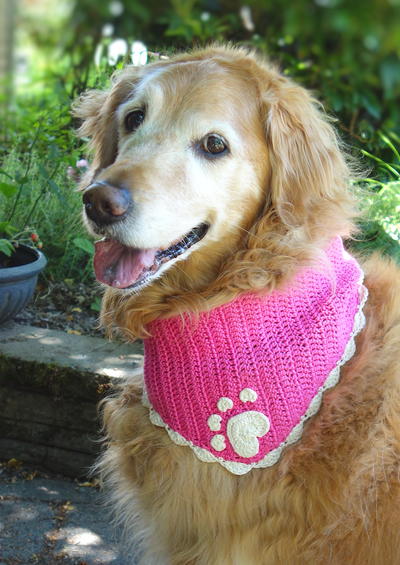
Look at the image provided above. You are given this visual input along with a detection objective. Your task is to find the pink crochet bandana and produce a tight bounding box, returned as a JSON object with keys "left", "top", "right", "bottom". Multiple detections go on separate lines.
{"left": 142, "top": 237, "right": 367, "bottom": 475}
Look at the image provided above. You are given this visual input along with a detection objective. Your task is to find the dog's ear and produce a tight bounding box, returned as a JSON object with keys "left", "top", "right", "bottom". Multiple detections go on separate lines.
{"left": 264, "top": 77, "right": 350, "bottom": 228}
{"left": 72, "top": 71, "right": 141, "bottom": 175}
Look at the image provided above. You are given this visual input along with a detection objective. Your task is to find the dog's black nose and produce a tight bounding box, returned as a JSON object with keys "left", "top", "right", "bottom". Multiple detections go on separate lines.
{"left": 83, "top": 182, "right": 132, "bottom": 226}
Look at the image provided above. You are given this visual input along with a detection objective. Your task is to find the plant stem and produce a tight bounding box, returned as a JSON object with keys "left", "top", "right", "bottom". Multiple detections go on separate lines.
{"left": 7, "top": 124, "right": 42, "bottom": 222}
{"left": 361, "top": 150, "right": 400, "bottom": 179}
{"left": 23, "top": 162, "right": 61, "bottom": 227}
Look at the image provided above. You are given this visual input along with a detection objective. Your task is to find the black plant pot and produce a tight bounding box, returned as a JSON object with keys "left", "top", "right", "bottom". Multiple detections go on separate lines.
{"left": 0, "top": 244, "right": 47, "bottom": 325}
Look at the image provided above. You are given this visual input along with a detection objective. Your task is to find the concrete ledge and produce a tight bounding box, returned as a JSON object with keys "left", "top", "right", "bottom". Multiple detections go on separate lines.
{"left": 0, "top": 322, "right": 143, "bottom": 477}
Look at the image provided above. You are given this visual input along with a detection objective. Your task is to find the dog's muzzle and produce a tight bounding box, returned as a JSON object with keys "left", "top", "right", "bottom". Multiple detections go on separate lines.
{"left": 83, "top": 181, "right": 132, "bottom": 226}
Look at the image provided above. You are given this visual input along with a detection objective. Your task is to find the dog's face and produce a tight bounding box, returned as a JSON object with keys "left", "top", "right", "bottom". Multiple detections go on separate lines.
{"left": 75, "top": 47, "right": 352, "bottom": 296}
{"left": 78, "top": 58, "right": 269, "bottom": 291}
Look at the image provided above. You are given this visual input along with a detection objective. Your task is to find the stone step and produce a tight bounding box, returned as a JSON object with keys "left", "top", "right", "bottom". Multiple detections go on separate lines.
{"left": 0, "top": 322, "right": 143, "bottom": 477}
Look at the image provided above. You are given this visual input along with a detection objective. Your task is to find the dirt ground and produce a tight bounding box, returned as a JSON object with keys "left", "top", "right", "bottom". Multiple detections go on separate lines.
{"left": 15, "top": 280, "right": 104, "bottom": 338}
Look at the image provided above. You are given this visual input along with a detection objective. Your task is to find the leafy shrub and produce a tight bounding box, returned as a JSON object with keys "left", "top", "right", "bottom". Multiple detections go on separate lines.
{"left": 53, "top": 0, "right": 399, "bottom": 157}
{"left": 20, "top": 1, "right": 399, "bottom": 150}
{"left": 0, "top": 147, "right": 94, "bottom": 281}
{"left": 354, "top": 132, "right": 400, "bottom": 262}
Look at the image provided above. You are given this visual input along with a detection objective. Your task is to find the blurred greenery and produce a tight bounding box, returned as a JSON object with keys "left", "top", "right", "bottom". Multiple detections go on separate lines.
{"left": 38, "top": 0, "right": 400, "bottom": 149}
{"left": 0, "top": 0, "right": 398, "bottom": 279}
{"left": 353, "top": 131, "right": 400, "bottom": 262}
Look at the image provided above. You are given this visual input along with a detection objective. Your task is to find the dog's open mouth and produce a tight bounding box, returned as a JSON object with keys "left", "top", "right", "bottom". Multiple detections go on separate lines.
{"left": 93, "top": 223, "right": 209, "bottom": 289}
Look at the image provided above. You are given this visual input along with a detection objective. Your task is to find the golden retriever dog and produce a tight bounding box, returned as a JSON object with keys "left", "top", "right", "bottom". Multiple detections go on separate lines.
{"left": 74, "top": 46, "right": 400, "bottom": 564}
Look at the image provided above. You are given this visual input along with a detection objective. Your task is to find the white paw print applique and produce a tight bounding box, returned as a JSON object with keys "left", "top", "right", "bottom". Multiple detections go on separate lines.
{"left": 207, "top": 388, "right": 270, "bottom": 458}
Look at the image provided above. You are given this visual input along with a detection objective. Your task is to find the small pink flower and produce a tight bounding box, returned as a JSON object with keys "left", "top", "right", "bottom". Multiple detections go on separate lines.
{"left": 76, "top": 159, "right": 89, "bottom": 169}
{"left": 67, "top": 166, "right": 77, "bottom": 179}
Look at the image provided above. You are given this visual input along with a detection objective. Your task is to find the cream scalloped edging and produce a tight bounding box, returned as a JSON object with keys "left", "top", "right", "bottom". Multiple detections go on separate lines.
{"left": 142, "top": 279, "right": 369, "bottom": 476}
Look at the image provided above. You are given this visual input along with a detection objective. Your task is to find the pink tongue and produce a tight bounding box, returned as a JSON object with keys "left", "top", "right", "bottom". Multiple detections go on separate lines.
{"left": 94, "top": 240, "right": 158, "bottom": 288}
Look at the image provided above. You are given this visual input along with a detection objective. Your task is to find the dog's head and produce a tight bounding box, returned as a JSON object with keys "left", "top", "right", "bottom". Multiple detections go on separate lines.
{"left": 74, "top": 46, "right": 355, "bottom": 305}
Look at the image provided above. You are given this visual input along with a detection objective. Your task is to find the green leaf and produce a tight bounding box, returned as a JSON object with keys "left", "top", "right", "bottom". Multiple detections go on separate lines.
{"left": 14, "top": 171, "right": 27, "bottom": 184}
{"left": 0, "top": 239, "right": 15, "bottom": 256}
{"left": 361, "top": 150, "right": 400, "bottom": 179}
{"left": 90, "top": 296, "right": 102, "bottom": 312}
{"left": 72, "top": 237, "right": 95, "bottom": 255}
{"left": 328, "top": 92, "right": 344, "bottom": 112}
{"left": 48, "top": 144, "right": 60, "bottom": 160}
{"left": 380, "top": 58, "right": 400, "bottom": 98}
{"left": 378, "top": 132, "right": 400, "bottom": 162}
{"left": 0, "top": 222, "right": 18, "bottom": 236}
{"left": 361, "top": 93, "right": 381, "bottom": 120}
{"left": 48, "top": 179, "right": 66, "bottom": 204}
{"left": 0, "top": 182, "right": 18, "bottom": 198}
{"left": 0, "top": 169, "right": 13, "bottom": 180}
{"left": 38, "top": 164, "right": 50, "bottom": 180}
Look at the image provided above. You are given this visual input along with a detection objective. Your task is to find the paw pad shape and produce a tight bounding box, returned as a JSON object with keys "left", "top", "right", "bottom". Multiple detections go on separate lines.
{"left": 207, "top": 388, "right": 270, "bottom": 458}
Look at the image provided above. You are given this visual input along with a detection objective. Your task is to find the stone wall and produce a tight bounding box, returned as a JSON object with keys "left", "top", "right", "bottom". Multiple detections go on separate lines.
{"left": 0, "top": 323, "right": 144, "bottom": 477}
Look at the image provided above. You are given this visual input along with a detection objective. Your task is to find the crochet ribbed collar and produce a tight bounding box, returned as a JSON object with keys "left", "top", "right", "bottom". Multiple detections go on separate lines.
{"left": 142, "top": 237, "right": 367, "bottom": 475}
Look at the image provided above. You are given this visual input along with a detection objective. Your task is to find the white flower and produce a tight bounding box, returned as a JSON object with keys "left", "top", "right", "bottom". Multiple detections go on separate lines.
{"left": 240, "top": 6, "right": 255, "bottom": 32}
{"left": 131, "top": 41, "right": 148, "bottom": 66}
{"left": 108, "top": 38, "right": 128, "bottom": 65}
{"left": 200, "top": 12, "right": 210, "bottom": 22}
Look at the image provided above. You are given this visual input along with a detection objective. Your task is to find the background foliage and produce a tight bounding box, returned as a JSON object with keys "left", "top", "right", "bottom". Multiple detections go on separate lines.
{"left": 0, "top": 0, "right": 399, "bottom": 282}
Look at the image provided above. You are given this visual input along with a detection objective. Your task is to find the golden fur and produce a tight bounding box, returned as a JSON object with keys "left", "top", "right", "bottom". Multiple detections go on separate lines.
{"left": 74, "top": 46, "right": 400, "bottom": 564}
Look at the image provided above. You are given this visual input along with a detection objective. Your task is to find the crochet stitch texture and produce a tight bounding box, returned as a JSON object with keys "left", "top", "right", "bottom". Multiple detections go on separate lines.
{"left": 142, "top": 237, "right": 367, "bottom": 475}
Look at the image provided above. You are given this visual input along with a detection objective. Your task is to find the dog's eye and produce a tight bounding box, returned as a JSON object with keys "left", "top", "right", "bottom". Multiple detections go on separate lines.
{"left": 201, "top": 134, "right": 228, "bottom": 156}
{"left": 124, "top": 109, "right": 145, "bottom": 133}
